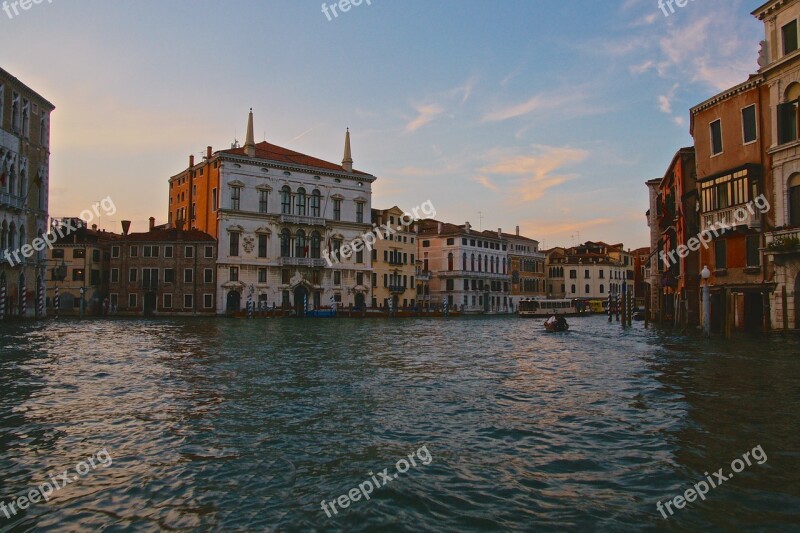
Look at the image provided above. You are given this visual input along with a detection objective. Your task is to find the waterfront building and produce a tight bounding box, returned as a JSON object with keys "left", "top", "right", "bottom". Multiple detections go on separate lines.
{"left": 46, "top": 219, "right": 116, "bottom": 316}
{"left": 632, "top": 246, "right": 651, "bottom": 307}
{"left": 370, "top": 206, "right": 416, "bottom": 310}
{"left": 560, "top": 242, "right": 630, "bottom": 301}
{"left": 416, "top": 220, "right": 511, "bottom": 314}
{"left": 646, "top": 177, "right": 662, "bottom": 319}
{"left": 107, "top": 219, "right": 217, "bottom": 316}
{"left": 649, "top": 148, "right": 701, "bottom": 326}
{"left": 0, "top": 67, "right": 54, "bottom": 319}
{"left": 690, "top": 74, "right": 772, "bottom": 332}
{"left": 753, "top": 0, "right": 800, "bottom": 330}
{"left": 503, "top": 226, "right": 546, "bottom": 305}
{"left": 545, "top": 247, "right": 567, "bottom": 298}
{"left": 168, "top": 111, "right": 376, "bottom": 314}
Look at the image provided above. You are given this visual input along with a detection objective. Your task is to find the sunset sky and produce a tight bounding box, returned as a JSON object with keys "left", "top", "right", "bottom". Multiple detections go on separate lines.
{"left": 0, "top": 0, "right": 763, "bottom": 248}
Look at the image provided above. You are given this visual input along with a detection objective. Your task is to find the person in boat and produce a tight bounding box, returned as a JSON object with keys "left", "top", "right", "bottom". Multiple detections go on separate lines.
{"left": 556, "top": 315, "right": 568, "bottom": 329}
{"left": 546, "top": 315, "right": 558, "bottom": 326}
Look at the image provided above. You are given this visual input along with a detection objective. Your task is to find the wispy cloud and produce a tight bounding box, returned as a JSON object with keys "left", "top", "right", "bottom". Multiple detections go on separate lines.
{"left": 473, "top": 175, "right": 498, "bottom": 191}
{"left": 404, "top": 103, "right": 445, "bottom": 133}
{"left": 482, "top": 89, "right": 592, "bottom": 122}
{"left": 291, "top": 123, "right": 324, "bottom": 142}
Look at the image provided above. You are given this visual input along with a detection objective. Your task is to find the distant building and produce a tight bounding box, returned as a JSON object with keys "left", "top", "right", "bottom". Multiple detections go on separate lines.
{"left": 545, "top": 247, "right": 567, "bottom": 298}
{"left": 168, "top": 111, "right": 375, "bottom": 314}
{"left": 546, "top": 242, "right": 631, "bottom": 301}
{"left": 753, "top": 0, "right": 800, "bottom": 330}
{"left": 632, "top": 246, "right": 650, "bottom": 306}
{"left": 46, "top": 220, "right": 116, "bottom": 316}
{"left": 417, "top": 220, "right": 511, "bottom": 314}
{"left": 371, "top": 207, "right": 417, "bottom": 310}
{"left": 503, "top": 226, "right": 546, "bottom": 303}
{"left": 107, "top": 219, "right": 217, "bottom": 316}
{"left": 0, "top": 67, "right": 55, "bottom": 319}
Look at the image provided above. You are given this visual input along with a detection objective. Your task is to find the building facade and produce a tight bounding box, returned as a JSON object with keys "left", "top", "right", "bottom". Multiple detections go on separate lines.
{"left": 417, "top": 220, "right": 511, "bottom": 314}
{"left": 168, "top": 111, "right": 376, "bottom": 315}
{"left": 0, "top": 67, "right": 54, "bottom": 319}
{"left": 754, "top": 0, "right": 800, "bottom": 330}
{"left": 545, "top": 247, "right": 567, "bottom": 299}
{"left": 108, "top": 220, "right": 217, "bottom": 316}
{"left": 504, "top": 226, "right": 546, "bottom": 305}
{"left": 371, "top": 207, "right": 417, "bottom": 310}
{"left": 690, "top": 74, "right": 773, "bottom": 332}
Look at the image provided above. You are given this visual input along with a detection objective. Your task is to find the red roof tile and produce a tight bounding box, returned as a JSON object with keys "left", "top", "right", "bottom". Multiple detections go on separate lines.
{"left": 222, "top": 141, "right": 373, "bottom": 177}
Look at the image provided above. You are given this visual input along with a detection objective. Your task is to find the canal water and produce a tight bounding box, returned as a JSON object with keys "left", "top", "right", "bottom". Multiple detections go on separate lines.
{"left": 0, "top": 316, "right": 798, "bottom": 531}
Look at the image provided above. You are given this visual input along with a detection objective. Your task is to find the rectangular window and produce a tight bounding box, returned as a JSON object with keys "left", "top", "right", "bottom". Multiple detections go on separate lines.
{"left": 783, "top": 19, "right": 798, "bottom": 55}
{"left": 742, "top": 105, "right": 757, "bottom": 144}
{"left": 778, "top": 100, "right": 798, "bottom": 144}
{"left": 258, "top": 234, "right": 268, "bottom": 258}
{"left": 73, "top": 248, "right": 85, "bottom": 259}
{"left": 128, "top": 293, "right": 137, "bottom": 308}
{"left": 746, "top": 235, "right": 761, "bottom": 267}
{"left": 710, "top": 120, "right": 723, "bottom": 155}
{"left": 230, "top": 267, "right": 239, "bottom": 282}
{"left": 204, "top": 245, "right": 214, "bottom": 258}
{"left": 204, "top": 269, "right": 214, "bottom": 284}
{"left": 111, "top": 246, "right": 120, "bottom": 258}
{"left": 281, "top": 269, "right": 290, "bottom": 284}
{"left": 212, "top": 188, "right": 218, "bottom": 212}
{"left": 130, "top": 246, "right": 138, "bottom": 258}
{"left": 110, "top": 268, "right": 119, "bottom": 283}
{"left": 231, "top": 187, "right": 241, "bottom": 211}
{"left": 258, "top": 268, "right": 267, "bottom": 283}
{"left": 185, "top": 246, "right": 194, "bottom": 258}
{"left": 204, "top": 294, "right": 213, "bottom": 309}
{"left": 52, "top": 248, "right": 64, "bottom": 259}
{"left": 184, "top": 294, "right": 194, "bottom": 309}
{"left": 230, "top": 232, "right": 239, "bottom": 257}
{"left": 164, "top": 245, "right": 173, "bottom": 258}
{"left": 569, "top": 269, "right": 577, "bottom": 279}
{"left": 72, "top": 269, "right": 85, "bottom": 281}
{"left": 184, "top": 268, "right": 194, "bottom": 283}
{"left": 714, "top": 239, "right": 727, "bottom": 270}
{"left": 334, "top": 271, "right": 341, "bottom": 286}
{"left": 333, "top": 199, "right": 342, "bottom": 221}
{"left": 129, "top": 268, "right": 138, "bottom": 282}
{"left": 356, "top": 203, "right": 364, "bottom": 223}
{"left": 163, "top": 294, "right": 173, "bottom": 309}
{"left": 164, "top": 268, "right": 175, "bottom": 283}
{"left": 259, "top": 189, "right": 269, "bottom": 213}
{"left": 356, "top": 249, "right": 364, "bottom": 264}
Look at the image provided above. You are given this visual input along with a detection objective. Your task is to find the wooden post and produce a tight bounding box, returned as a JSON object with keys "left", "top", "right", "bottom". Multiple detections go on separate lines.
{"left": 724, "top": 289, "right": 733, "bottom": 339}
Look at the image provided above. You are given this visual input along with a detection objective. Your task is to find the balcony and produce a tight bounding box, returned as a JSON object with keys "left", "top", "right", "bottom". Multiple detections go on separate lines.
{"left": 388, "top": 258, "right": 405, "bottom": 266}
{"left": 0, "top": 192, "right": 24, "bottom": 210}
{"left": 765, "top": 228, "right": 800, "bottom": 264}
{"left": 389, "top": 285, "right": 407, "bottom": 294}
{"left": 278, "top": 257, "right": 327, "bottom": 267}
{"left": 701, "top": 205, "right": 762, "bottom": 234}
{"left": 438, "top": 270, "right": 509, "bottom": 280}
{"left": 416, "top": 271, "right": 431, "bottom": 282}
{"left": 279, "top": 214, "right": 326, "bottom": 227}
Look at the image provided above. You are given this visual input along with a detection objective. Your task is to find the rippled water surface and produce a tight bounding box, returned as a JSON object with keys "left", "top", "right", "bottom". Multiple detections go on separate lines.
{"left": 1, "top": 316, "right": 799, "bottom": 532}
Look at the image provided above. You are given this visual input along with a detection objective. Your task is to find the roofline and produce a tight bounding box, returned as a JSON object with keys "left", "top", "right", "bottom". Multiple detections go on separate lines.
{"left": 752, "top": 0, "right": 787, "bottom": 18}
{"left": 690, "top": 75, "right": 763, "bottom": 117}
{"left": 0, "top": 67, "right": 55, "bottom": 110}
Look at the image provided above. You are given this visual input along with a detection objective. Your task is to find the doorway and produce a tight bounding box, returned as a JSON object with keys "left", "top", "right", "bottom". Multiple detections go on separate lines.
{"left": 294, "top": 286, "right": 309, "bottom": 316}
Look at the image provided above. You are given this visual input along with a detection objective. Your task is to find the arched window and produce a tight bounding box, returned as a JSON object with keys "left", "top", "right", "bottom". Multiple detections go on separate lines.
{"left": 19, "top": 168, "right": 26, "bottom": 199}
{"left": 484, "top": 255, "right": 488, "bottom": 271}
{"left": 311, "top": 189, "right": 321, "bottom": 217}
{"left": 8, "top": 222, "right": 16, "bottom": 251}
{"left": 790, "top": 173, "right": 800, "bottom": 227}
{"left": 490, "top": 256, "right": 494, "bottom": 273}
{"left": 296, "top": 230, "right": 306, "bottom": 258}
{"left": 8, "top": 165, "right": 16, "bottom": 197}
{"left": 462, "top": 253, "right": 467, "bottom": 270}
{"left": 311, "top": 231, "right": 321, "bottom": 259}
{"left": 478, "top": 254, "right": 482, "bottom": 272}
{"left": 503, "top": 258, "right": 507, "bottom": 274}
{"left": 280, "top": 228, "right": 291, "bottom": 257}
{"left": 280, "top": 186, "right": 292, "bottom": 215}
{"left": 471, "top": 254, "right": 475, "bottom": 271}
{"left": 448, "top": 252, "right": 454, "bottom": 271}
{"left": 0, "top": 221, "right": 6, "bottom": 252}
{"left": 296, "top": 187, "right": 307, "bottom": 216}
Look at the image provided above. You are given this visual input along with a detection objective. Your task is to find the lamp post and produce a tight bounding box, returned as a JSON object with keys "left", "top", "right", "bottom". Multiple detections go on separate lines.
{"left": 701, "top": 265, "right": 711, "bottom": 338}
{"left": 79, "top": 286, "right": 85, "bottom": 320}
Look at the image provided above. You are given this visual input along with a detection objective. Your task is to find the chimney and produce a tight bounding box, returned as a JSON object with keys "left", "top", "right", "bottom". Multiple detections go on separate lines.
{"left": 91, "top": 224, "right": 97, "bottom": 231}
{"left": 465, "top": 221, "right": 471, "bottom": 234}
{"left": 149, "top": 217, "right": 155, "bottom": 231}
{"left": 437, "top": 222, "right": 443, "bottom": 233}
{"left": 498, "top": 228, "right": 502, "bottom": 239}
{"left": 121, "top": 220, "right": 131, "bottom": 236}
{"left": 516, "top": 225, "right": 520, "bottom": 236}
{"left": 189, "top": 154, "right": 194, "bottom": 167}
{"left": 207, "top": 146, "right": 212, "bottom": 160}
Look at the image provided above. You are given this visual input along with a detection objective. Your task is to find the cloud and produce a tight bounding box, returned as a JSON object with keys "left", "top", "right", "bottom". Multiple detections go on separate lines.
{"left": 480, "top": 144, "right": 589, "bottom": 202}
{"left": 482, "top": 89, "right": 592, "bottom": 122}
{"left": 473, "top": 175, "right": 498, "bottom": 191}
{"left": 449, "top": 75, "right": 478, "bottom": 105}
{"left": 404, "top": 103, "right": 445, "bottom": 133}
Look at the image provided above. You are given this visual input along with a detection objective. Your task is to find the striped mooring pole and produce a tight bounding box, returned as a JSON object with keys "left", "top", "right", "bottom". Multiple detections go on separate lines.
{"left": 37, "top": 282, "right": 44, "bottom": 319}
{"left": 247, "top": 294, "right": 253, "bottom": 319}
{"left": 20, "top": 282, "right": 27, "bottom": 319}
{"left": 54, "top": 286, "right": 60, "bottom": 319}
{"left": 0, "top": 282, "right": 5, "bottom": 320}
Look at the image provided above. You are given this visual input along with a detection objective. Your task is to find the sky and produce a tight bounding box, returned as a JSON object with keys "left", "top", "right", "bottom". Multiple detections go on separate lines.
{"left": 0, "top": 0, "right": 764, "bottom": 248}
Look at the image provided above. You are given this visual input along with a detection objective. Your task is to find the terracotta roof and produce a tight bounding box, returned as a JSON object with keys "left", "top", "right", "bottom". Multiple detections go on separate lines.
{"left": 119, "top": 228, "right": 215, "bottom": 243}
{"left": 222, "top": 141, "right": 373, "bottom": 177}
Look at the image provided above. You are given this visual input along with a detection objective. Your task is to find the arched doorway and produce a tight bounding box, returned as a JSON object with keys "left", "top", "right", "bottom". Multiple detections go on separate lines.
{"left": 355, "top": 293, "right": 365, "bottom": 311}
{"left": 294, "top": 286, "right": 309, "bottom": 317}
{"left": 226, "top": 290, "right": 241, "bottom": 314}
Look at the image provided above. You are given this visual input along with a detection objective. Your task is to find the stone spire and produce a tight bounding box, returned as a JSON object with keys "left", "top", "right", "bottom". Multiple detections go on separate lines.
{"left": 342, "top": 128, "right": 353, "bottom": 172}
{"left": 244, "top": 108, "right": 256, "bottom": 157}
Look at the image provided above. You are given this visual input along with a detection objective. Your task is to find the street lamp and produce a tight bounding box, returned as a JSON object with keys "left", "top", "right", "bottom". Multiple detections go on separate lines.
{"left": 701, "top": 265, "right": 711, "bottom": 337}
